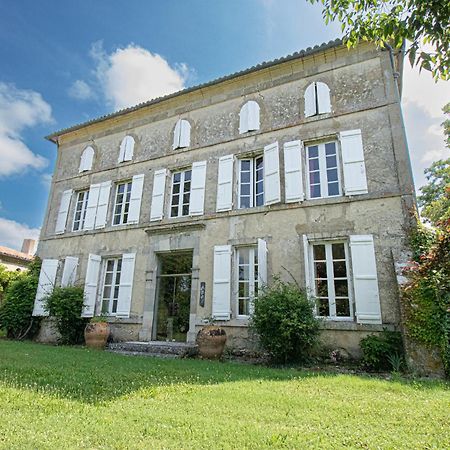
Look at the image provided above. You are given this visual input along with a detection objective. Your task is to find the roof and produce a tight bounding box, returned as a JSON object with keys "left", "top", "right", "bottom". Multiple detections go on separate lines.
{"left": 0, "top": 246, "right": 34, "bottom": 262}
{"left": 46, "top": 38, "right": 344, "bottom": 142}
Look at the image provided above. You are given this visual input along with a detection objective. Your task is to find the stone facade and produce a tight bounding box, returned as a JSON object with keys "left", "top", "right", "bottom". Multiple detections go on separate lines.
{"left": 35, "top": 40, "right": 415, "bottom": 357}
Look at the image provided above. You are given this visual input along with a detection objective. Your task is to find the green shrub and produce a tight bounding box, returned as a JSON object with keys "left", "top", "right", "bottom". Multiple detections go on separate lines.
{"left": 45, "top": 286, "right": 87, "bottom": 345}
{"left": 0, "top": 259, "right": 41, "bottom": 339}
{"left": 360, "top": 329, "right": 404, "bottom": 371}
{"left": 251, "top": 279, "right": 321, "bottom": 364}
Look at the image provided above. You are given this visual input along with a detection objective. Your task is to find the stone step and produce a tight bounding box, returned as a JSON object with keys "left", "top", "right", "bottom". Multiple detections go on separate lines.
{"left": 108, "top": 341, "right": 198, "bottom": 358}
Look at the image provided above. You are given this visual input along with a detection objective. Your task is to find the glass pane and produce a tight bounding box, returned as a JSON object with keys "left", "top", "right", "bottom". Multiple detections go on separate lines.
{"left": 240, "top": 183, "right": 250, "bottom": 196}
{"left": 325, "top": 142, "right": 336, "bottom": 155}
{"left": 116, "top": 193, "right": 124, "bottom": 204}
{"left": 326, "top": 155, "right": 337, "bottom": 168}
{"left": 314, "top": 261, "right": 327, "bottom": 278}
{"left": 118, "top": 184, "right": 125, "bottom": 194}
{"left": 171, "top": 206, "right": 178, "bottom": 217}
{"left": 183, "top": 181, "right": 191, "bottom": 192}
{"left": 173, "top": 173, "right": 181, "bottom": 183}
{"left": 255, "top": 194, "right": 264, "bottom": 207}
{"left": 309, "top": 171, "right": 320, "bottom": 184}
{"left": 327, "top": 168, "right": 338, "bottom": 182}
{"left": 241, "top": 160, "right": 250, "bottom": 171}
{"left": 105, "top": 272, "right": 113, "bottom": 285}
{"left": 171, "top": 194, "right": 179, "bottom": 206}
{"left": 183, "top": 193, "right": 190, "bottom": 203}
{"left": 115, "top": 271, "right": 121, "bottom": 285}
{"left": 238, "top": 282, "right": 250, "bottom": 298}
{"left": 255, "top": 157, "right": 263, "bottom": 170}
{"left": 328, "top": 182, "right": 339, "bottom": 196}
{"left": 308, "top": 146, "right": 319, "bottom": 158}
{"left": 112, "top": 299, "right": 118, "bottom": 314}
{"left": 239, "top": 265, "right": 250, "bottom": 281}
{"left": 101, "top": 300, "right": 109, "bottom": 314}
{"left": 241, "top": 171, "right": 250, "bottom": 183}
{"left": 117, "top": 259, "right": 122, "bottom": 271}
{"left": 333, "top": 260, "right": 347, "bottom": 278}
{"left": 336, "top": 298, "right": 350, "bottom": 317}
{"left": 238, "top": 249, "right": 250, "bottom": 265}
{"left": 75, "top": 212, "right": 81, "bottom": 221}
{"left": 310, "top": 184, "right": 321, "bottom": 198}
{"left": 239, "top": 298, "right": 249, "bottom": 316}
{"left": 255, "top": 182, "right": 263, "bottom": 194}
{"left": 114, "top": 286, "right": 120, "bottom": 299}
{"left": 173, "top": 184, "right": 180, "bottom": 194}
{"left": 332, "top": 243, "right": 345, "bottom": 259}
{"left": 313, "top": 245, "right": 326, "bottom": 260}
{"left": 103, "top": 286, "right": 111, "bottom": 298}
{"left": 334, "top": 280, "right": 349, "bottom": 297}
{"left": 182, "top": 205, "right": 189, "bottom": 216}
{"left": 316, "top": 279, "right": 328, "bottom": 297}
{"left": 240, "top": 197, "right": 250, "bottom": 208}
{"left": 184, "top": 170, "right": 191, "bottom": 181}
{"left": 309, "top": 158, "right": 319, "bottom": 171}
{"left": 317, "top": 298, "right": 329, "bottom": 316}
{"left": 107, "top": 260, "right": 115, "bottom": 271}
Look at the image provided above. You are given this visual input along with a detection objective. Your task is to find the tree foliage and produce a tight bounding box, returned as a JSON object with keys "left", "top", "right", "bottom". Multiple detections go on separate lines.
{"left": 0, "top": 264, "right": 21, "bottom": 304}
{"left": 310, "top": 0, "right": 450, "bottom": 80}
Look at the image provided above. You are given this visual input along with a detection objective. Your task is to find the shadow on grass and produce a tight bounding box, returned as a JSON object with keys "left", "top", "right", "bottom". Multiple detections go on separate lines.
{"left": 0, "top": 340, "right": 447, "bottom": 403}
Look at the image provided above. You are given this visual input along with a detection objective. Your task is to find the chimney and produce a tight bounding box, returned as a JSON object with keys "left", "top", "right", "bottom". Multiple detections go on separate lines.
{"left": 21, "top": 239, "right": 37, "bottom": 255}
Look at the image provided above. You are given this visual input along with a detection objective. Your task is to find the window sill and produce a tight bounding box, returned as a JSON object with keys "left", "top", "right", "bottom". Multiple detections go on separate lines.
{"left": 319, "top": 321, "right": 395, "bottom": 332}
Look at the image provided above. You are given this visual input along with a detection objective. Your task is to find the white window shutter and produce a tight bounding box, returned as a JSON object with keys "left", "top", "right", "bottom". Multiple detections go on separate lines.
{"left": 33, "top": 259, "right": 59, "bottom": 316}
{"left": 302, "top": 235, "right": 313, "bottom": 297}
{"left": 61, "top": 256, "right": 78, "bottom": 287}
{"left": 340, "top": 129, "right": 368, "bottom": 195}
{"left": 128, "top": 174, "right": 145, "bottom": 224}
{"left": 79, "top": 146, "right": 94, "bottom": 172}
{"left": 84, "top": 183, "right": 100, "bottom": 231}
{"left": 349, "top": 235, "right": 382, "bottom": 324}
{"left": 94, "top": 181, "right": 111, "bottom": 229}
{"left": 83, "top": 254, "right": 101, "bottom": 318}
{"left": 123, "top": 136, "right": 135, "bottom": 161}
{"left": 257, "top": 239, "right": 268, "bottom": 286}
{"left": 172, "top": 120, "right": 181, "bottom": 149}
{"left": 216, "top": 154, "right": 234, "bottom": 212}
{"left": 264, "top": 142, "right": 281, "bottom": 205}
{"left": 189, "top": 161, "right": 207, "bottom": 216}
{"left": 79, "top": 149, "right": 86, "bottom": 173}
{"left": 304, "top": 83, "right": 316, "bottom": 118}
{"left": 116, "top": 253, "right": 136, "bottom": 318}
{"left": 212, "top": 245, "right": 232, "bottom": 320}
{"left": 284, "top": 140, "right": 304, "bottom": 203}
{"left": 150, "top": 169, "right": 167, "bottom": 221}
{"left": 179, "top": 120, "right": 191, "bottom": 148}
{"left": 247, "top": 101, "right": 260, "bottom": 131}
{"left": 118, "top": 138, "right": 126, "bottom": 163}
{"left": 316, "top": 82, "right": 331, "bottom": 114}
{"left": 55, "top": 189, "right": 73, "bottom": 234}
{"left": 239, "top": 102, "right": 249, "bottom": 134}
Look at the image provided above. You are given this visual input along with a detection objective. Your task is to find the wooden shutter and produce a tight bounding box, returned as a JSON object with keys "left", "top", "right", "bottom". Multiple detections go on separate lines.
{"left": 118, "top": 138, "right": 126, "bottom": 163}
{"left": 79, "top": 148, "right": 86, "bottom": 172}
{"left": 116, "top": 253, "right": 136, "bottom": 318}
{"left": 247, "top": 101, "right": 260, "bottom": 131}
{"left": 316, "top": 82, "right": 331, "bottom": 114}
{"left": 264, "top": 142, "right": 281, "bottom": 205}
{"left": 150, "top": 169, "right": 167, "bottom": 221}
{"left": 33, "top": 259, "right": 58, "bottom": 316}
{"left": 302, "top": 235, "right": 313, "bottom": 297}
{"left": 61, "top": 256, "right": 78, "bottom": 287}
{"left": 212, "top": 245, "right": 231, "bottom": 320}
{"left": 189, "top": 161, "right": 207, "bottom": 216}
{"left": 257, "top": 239, "right": 268, "bottom": 286}
{"left": 94, "top": 181, "right": 111, "bottom": 229}
{"left": 82, "top": 254, "right": 101, "bottom": 318}
{"left": 128, "top": 174, "right": 144, "bottom": 224}
{"left": 349, "top": 235, "right": 382, "bottom": 324}
{"left": 304, "top": 82, "right": 316, "bottom": 117}
{"left": 80, "top": 146, "right": 94, "bottom": 172}
{"left": 216, "top": 154, "right": 234, "bottom": 212}
{"left": 55, "top": 189, "right": 72, "bottom": 234}
{"left": 84, "top": 183, "right": 100, "bottom": 230}
{"left": 179, "top": 120, "right": 191, "bottom": 148}
{"left": 239, "top": 102, "right": 249, "bottom": 134}
{"left": 340, "top": 129, "right": 368, "bottom": 195}
{"left": 284, "top": 140, "right": 304, "bottom": 203}
{"left": 123, "top": 136, "right": 135, "bottom": 161}
{"left": 172, "top": 120, "right": 181, "bottom": 149}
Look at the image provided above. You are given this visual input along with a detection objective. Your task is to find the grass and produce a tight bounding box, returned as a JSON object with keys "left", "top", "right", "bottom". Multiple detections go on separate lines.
{"left": 0, "top": 341, "right": 449, "bottom": 449}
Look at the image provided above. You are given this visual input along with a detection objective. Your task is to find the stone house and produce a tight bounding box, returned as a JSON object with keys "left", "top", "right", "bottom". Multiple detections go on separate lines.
{"left": 0, "top": 240, "right": 36, "bottom": 272}
{"left": 33, "top": 39, "right": 415, "bottom": 356}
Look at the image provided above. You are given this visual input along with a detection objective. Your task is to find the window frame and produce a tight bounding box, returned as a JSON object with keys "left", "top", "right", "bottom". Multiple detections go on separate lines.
{"left": 72, "top": 189, "right": 90, "bottom": 232}
{"left": 112, "top": 180, "right": 133, "bottom": 226}
{"left": 234, "top": 246, "right": 259, "bottom": 319}
{"left": 169, "top": 168, "right": 192, "bottom": 218}
{"left": 238, "top": 155, "right": 264, "bottom": 209}
{"left": 100, "top": 257, "right": 122, "bottom": 316}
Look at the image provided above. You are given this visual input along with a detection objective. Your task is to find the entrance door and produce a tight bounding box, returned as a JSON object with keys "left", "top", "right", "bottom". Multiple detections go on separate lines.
{"left": 155, "top": 252, "right": 193, "bottom": 342}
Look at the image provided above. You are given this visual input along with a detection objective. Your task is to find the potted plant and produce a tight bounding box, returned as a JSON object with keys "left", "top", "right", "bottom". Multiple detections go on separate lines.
{"left": 196, "top": 317, "right": 227, "bottom": 359}
{"left": 84, "top": 315, "right": 110, "bottom": 349}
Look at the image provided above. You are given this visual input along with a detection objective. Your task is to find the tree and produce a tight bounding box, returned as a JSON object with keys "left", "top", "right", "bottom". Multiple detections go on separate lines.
{"left": 309, "top": 0, "right": 450, "bottom": 80}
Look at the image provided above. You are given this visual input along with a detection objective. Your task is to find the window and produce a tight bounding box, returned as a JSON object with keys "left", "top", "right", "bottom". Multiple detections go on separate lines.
{"left": 239, "top": 100, "right": 260, "bottom": 134}
{"left": 312, "top": 242, "right": 352, "bottom": 319}
{"left": 307, "top": 142, "right": 340, "bottom": 199}
{"left": 173, "top": 119, "right": 191, "bottom": 149}
{"left": 239, "top": 156, "right": 264, "bottom": 208}
{"left": 113, "top": 181, "right": 132, "bottom": 225}
{"left": 236, "top": 247, "right": 259, "bottom": 317}
{"left": 101, "top": 258, "right": 122, "bottom": 315}
{"left": 79, "top": 146, "right": 94, "bottom": 172}
{"left": 170, "top": 169, "right": 191, "bottom": 217}
{"left": 304, "top": 81, "right": 331, "bottom": 117}
{"left": 72, "top": 190, "right": 89, "bottom": 231}
{"left": 118, "top": 136, "right": 135, "bottom": 163}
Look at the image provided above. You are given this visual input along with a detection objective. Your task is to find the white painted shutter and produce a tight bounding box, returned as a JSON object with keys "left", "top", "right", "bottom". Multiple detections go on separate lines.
{"left": 55, "top": 189, "right": 72, "bottom": 234}
{"left": 216, "top": 154, "right": 234, "bottom": 212}
{"left": 123, "top": 136, "right": 135, "bottom": 161}
{"left": 79, "top": 149, "right": 86, "bottom": 172}
{"left": 82, "top": 254, "right": 101, "bottom": 318}
{"left": 340, "top": 129, "right": 368, "bottom": 195}
{"left": 172, "top": 120, "right": 181, "bottom": 149}
{"left": 212, "top": 245, "right": 232, "bottom": 320}
{"left": 61, "top": 256, "right": 78, "bottom": 287}
{"left": 239, "top": 102, "right": 249, "bottom": 134}
{"left": 116, "top": 253, "right": 136, "bottom": 318}
{"left": 304, "top": 83, "right": 316, "bottom": 117}
{"left": 94, "top": 181, "right": 111, "bottom": 229}
{"left": 84, "top": 183, "right": 100, "bottom": 231}
{"left": 33, "top": 259, "right": 59, "bottom": 316}
{"left": 80, "top": 146, "right": 94, "bottom": 172}
{"left": 118, "top": 138, "right": 126, "bottom": 163}
{"left": 264, "top": 142, "right": 281, "bottom": 205}
{"left": 284, "top": 140, "right": 304, "bottom": 203}
{"left": 189, "top": 161, "right": 207, "bottom": 216}
{"left": 128, "top": 174, "right": 144, "bottom": 224}
{"left": 257, "top": 239, "right": 268, "bottom": 286}
{"left": 302, "top": 235, "right": 312, "bottom": 297}
{"left": 179, "top": 120, "right": 191, "bottom": 148}
{"left": 150, "top": 169, "right": 167, "bottom": 221}
{"left": 247, "top": 101, "right": 260, "bottom": 131}
{"left": 349, "top": 235, "right": 382, "bottom": 324}
{"left": 316, "top": 82, "right": 331, "bottom": 114}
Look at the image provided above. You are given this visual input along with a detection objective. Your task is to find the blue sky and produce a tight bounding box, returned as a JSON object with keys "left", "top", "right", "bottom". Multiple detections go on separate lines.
{"left": 0, "top": 0, "right": 448, "bottom": 250}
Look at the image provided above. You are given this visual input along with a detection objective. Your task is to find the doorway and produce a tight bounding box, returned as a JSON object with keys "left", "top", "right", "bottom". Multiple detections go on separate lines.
{"left": 155, "top": 251, "right": 193, "bottom": 342}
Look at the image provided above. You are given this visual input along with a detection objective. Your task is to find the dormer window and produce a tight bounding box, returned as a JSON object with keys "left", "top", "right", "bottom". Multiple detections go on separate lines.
{"left": 173, "top": 119, "right": 191, "bottom": 150}
{"left": 79, "top": 146, "right": 94, "bottom": 172}
{"left": 118, "top": 135, "right": 135, "bottom": 163}
{"left": 239, "top": 100, "right": 260, "bottom": 134}
{"left": 304, "top": 82, "right": 331, "bottom": 118}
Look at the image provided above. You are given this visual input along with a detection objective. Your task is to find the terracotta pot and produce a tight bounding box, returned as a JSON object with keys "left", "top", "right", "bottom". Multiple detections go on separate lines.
{"left": 196, "top": 325, "right": 227, "bottom": 359}
{"left": 84, "top": 322, "right": 110, "bottom": 349}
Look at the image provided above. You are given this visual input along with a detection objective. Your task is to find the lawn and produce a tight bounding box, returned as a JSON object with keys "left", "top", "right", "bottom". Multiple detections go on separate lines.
{"left": 0, "top": 341, "right": 448, "bottom": 449}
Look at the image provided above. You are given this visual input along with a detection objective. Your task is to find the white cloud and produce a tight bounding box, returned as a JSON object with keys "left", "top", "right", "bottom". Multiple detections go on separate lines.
{"left": 89, "top": 41, "right": 188, "bottom": 110}
{"left": 0, "top": 217, "right": 40, "bottom": 251}
{"left": 68, "top": 79, "right": 94, "bottom": 100}
{"left": 41, "top": 173, "right": 53, "bottom": 188}
{"left": 0, "top": 82, "right": 52, "bottom": 177}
